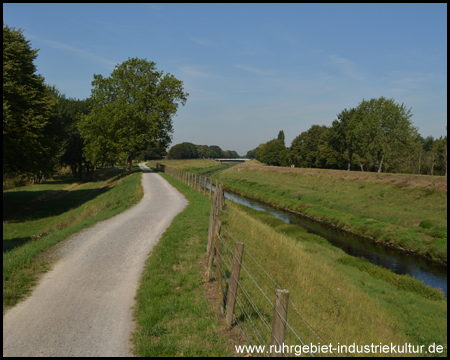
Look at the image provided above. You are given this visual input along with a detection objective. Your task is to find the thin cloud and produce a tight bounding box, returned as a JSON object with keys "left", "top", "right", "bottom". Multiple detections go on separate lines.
{"left": 329, "top": 55, "right": 366, "bottom": 81}
{"left": 40, "top": 38, "right": 118, "bottom": 70}
{"left": 189, "top": 37, "right": 217, "bottom": 47}
{"left": 234, "top": 64, "right": 278, "bottom": 76}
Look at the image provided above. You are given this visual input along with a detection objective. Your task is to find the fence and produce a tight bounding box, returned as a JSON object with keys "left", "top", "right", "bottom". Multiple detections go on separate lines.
{"left": 147, "top": 161, "right": 337, "bottom": 357}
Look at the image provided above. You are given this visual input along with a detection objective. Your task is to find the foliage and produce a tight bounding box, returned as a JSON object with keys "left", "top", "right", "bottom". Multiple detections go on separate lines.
{"left": 3, "top": 23, "right": 59, "bottom": 178}
{"left": 290, "top": 125, "right": 328, "bottom": 168}
{"left": 78, "top": 58, "right": 188, "bottom": 173}
{"left": 258, "top": 139, "right": 286, "bottom": 166}
{"left": 167, "top": 142, "right": 239, "bottom": 159}
{"left": 57, "top": 95, "right": 92, "bottom": 179}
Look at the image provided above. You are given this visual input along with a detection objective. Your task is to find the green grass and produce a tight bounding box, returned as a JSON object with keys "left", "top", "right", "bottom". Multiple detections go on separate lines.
{"left": 212, "top": 163, "right": 447, "bottom": 262}
{"left": 131, "top": 166, "right": 236, "bottom": 356}
{"left": 218, "top": 201, "right": 447, "bottom": 356}
{"left": 148, "top": 159, "right": 231, "bottom": 174}
{"left": 3, "top": 165, "right": 144, "bottom": 309}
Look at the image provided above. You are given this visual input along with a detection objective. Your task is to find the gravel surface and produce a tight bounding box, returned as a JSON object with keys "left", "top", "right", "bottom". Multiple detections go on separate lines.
{"left": 3, "top": 164, "right": 188, "bottom": 357}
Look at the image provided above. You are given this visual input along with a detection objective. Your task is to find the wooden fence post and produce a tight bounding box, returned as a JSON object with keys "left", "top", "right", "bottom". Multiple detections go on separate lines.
{"left": 209, "top": 177, "right": 212, "bottom": 199}
{"left": 206, "top": 219, "right": 221, "bottom": 280}
{"left": 203, "top": 176, "right": 207, "bottom": 196}
{"left": 225, "top": 242, "right": 244, "bottom": 329}
{"left": 215, "top": 232, "right": 225, "bottom": 315}
{"left": 270, "top": 289, "right": 289, "bottom": 357}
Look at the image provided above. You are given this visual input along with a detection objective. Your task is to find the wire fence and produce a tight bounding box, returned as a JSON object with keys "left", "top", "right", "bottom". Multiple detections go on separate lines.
{"left": 147, "top": 161, "right": 338, "bottom": 357}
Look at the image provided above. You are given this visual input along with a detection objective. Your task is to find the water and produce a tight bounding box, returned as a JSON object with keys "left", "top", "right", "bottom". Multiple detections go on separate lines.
{"left": 202, "top": 175, "right": 447, "bottom": 296}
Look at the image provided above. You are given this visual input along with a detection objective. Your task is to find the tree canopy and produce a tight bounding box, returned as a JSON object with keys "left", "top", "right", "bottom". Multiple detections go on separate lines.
{"left": 3, "top": 23, "right": 59, "bottom": 178}
{"left": 77, "top": 58, "right": 188, "bottom": 173}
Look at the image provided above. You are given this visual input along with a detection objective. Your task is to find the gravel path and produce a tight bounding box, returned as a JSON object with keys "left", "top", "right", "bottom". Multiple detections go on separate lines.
{"left": 3, "top": 164, "right": 188, "bottom": 357}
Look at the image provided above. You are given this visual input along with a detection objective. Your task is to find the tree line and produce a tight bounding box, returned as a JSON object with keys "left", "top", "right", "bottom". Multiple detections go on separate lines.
{"left": 247, "top": 98, "right": 447, "bottom": 176}
{"left": 3, "top": 23, "right": 187, "bottom": 186}
{"left": 167, "top": 142, "right": 239, "bottom": 160}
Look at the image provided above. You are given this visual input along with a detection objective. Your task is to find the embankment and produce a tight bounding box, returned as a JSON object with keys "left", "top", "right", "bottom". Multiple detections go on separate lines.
{"left": 212, "top": 162, "right": 447, "bottom": 263}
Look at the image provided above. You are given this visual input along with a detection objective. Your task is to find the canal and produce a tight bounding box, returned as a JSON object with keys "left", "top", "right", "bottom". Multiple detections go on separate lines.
{"left": 201, "top": 168, "right": 447, "bottom": 296}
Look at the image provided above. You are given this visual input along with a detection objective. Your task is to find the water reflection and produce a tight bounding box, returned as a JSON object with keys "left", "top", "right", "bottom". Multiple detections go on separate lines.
{"left": 205, "top": 180, "right": 447, "bottom": 296}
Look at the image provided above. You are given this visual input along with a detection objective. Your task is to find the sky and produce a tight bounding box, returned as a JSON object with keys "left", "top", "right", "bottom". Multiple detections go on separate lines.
{"left": 3, "top": 3, "right": 447, "bottom": 156}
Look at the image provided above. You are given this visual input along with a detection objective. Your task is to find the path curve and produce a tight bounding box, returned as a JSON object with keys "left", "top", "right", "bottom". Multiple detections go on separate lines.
{"left": 3, "top": 164, "right": 188, "bottom": 357}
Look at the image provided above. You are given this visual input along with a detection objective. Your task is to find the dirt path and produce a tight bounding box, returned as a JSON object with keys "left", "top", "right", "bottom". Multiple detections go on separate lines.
{"left": 3, "top": 164, "right": 188, "bottom": 357}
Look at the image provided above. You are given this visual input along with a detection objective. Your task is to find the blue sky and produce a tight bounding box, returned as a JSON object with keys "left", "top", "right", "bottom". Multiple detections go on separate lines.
{"left": 4, "top": 3, "right": 447, "bottom": 156}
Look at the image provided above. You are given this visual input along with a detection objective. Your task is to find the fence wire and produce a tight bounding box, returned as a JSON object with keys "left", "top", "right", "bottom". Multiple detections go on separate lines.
{"left": 156, "top": 163, "right": 338, "bottom": 357}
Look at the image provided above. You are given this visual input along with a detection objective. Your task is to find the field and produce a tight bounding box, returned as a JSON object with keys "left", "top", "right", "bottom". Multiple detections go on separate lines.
{"left": 212, "top": 161, "right": 447, "bottom": 262}
{"left": 149, "top": 159, "right": 233, "bottom": 174}
{"left": 3, "top": 166, "right": 144, "bottom": 309}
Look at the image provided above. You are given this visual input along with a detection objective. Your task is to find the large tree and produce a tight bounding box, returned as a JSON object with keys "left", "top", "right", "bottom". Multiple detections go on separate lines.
{"left": 78, "top": 58, "right": 188, "bottom": 173}
{"left": 351, "top": 97, "right": 417, "bottom": 172}
{"left": 3, "top": 23, "right": 58, "bottom": 178}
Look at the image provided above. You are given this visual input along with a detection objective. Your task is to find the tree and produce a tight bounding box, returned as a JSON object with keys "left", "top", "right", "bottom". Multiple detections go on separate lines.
{"left": 328, "top": 108, "right": 357, "bottom": 171}
{"left": 246, "top": 150, "right": 256, "bottom": 159}
{"left": 277, "top": 130, "right": 285, "bottom": 146}
{"left": 78, "top": 58, "right": 188, "bottom": 174}
{"left": 259, "top": 139, "right": 286, "bottom": 166}
{"left": 167, "top": 143, "right": 191, "bottom": 159}
{"left": 290, "top": 125, "right": 328, "bottom": 168}
{"left": 57, "top": 96, "right": 92, "bottom": 180}
{"left": 351, "top": 97, "right": 417, "bottom": 173}
{"left": 3, "top": 23, "right": 58, "bottom": 178}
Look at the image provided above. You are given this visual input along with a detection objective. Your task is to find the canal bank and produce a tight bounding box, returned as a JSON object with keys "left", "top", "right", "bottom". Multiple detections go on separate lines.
{"left": 199, "top": 167, "right": 447, "bottom": 296}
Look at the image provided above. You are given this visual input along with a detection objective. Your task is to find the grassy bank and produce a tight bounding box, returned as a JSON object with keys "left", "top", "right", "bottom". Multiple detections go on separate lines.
{"left": 212, "top": 162, "right": 447, "bottom": 262}
{"left": 3, "top": 165, "right": 143, "bottom": 309}
{"left": 150, "top": 159, "right": 232, "bottom": 174}
{"left": 218, "top": 200, "right": 446, "bottom": 356}
{"left": 131, "top": 166, "right": 240, "bottom": 356}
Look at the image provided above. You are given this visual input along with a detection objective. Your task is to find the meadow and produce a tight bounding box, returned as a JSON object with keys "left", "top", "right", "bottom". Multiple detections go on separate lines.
{"left": 149, "top": 159, "right": 232, "bottom": 174}
{"left": 3, "top": 165, "right": 144, "bottom": 309}
{"left": 211, "top": 161, "right": 447, "bottom": 263}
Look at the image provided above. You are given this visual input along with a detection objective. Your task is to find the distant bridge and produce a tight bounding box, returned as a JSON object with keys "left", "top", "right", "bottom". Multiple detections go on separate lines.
{"left": 215, "top": 158, "right": 251, "bottom": 163}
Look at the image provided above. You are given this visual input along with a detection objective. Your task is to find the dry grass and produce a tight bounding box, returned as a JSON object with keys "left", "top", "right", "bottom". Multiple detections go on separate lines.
{"left": 236, "top": 163, "right": 447, "bottom": 191}
{"left": 215, "top": 201, "right": 447, "bottom": 356}
{"left": 152, "top": 159, "right": 224, "bottom": 173}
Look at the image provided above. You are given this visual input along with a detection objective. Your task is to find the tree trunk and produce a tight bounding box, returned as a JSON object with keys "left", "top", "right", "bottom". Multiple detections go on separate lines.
{"left": 71, "top": 165, "right": 77, "bottom": 178}
{"left": 378, "top": 155, "right": 384, "bottom": 173}
{"left": 360, "top": 164, "right": 364, "bottom": 172}
{"left": 126, "top": 153, "right": 133, "bottom": 174}
{"left": 78, "top": 159, "right": 82, "bottom": 181}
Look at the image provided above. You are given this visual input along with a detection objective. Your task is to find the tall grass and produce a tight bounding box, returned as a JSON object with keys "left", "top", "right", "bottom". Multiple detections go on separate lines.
{"left": 3, "top": 166, "right": 144, "bottom": 309}
{"left": 152, "top": 159, "right": 230, "bottom": 173}
{"left": 213, "top": 164, "right": 447, "bottom": 262}
{"left": 217, "top": 201, "right": 447, "bottom": 356}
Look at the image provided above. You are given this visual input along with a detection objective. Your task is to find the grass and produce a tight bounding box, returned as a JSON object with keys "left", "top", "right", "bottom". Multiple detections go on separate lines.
{"left": 217, "top": 201, "right": 447, "bottom": 356}
{"left": 212, "top": 162, "right": 447, "bottom": 262}
{"left": 149, "top": 159, "right": 232, "bottom": 174}
{"left": 3, "top": 165, "right": 144, "bottom": 309}
{"left": 131, "top": 165, "right": 239, "bottom": 356}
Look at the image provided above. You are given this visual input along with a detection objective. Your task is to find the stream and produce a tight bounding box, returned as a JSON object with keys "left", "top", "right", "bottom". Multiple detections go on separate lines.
{"left": 201, "top": 167, "right": 447, "bottom": 296}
